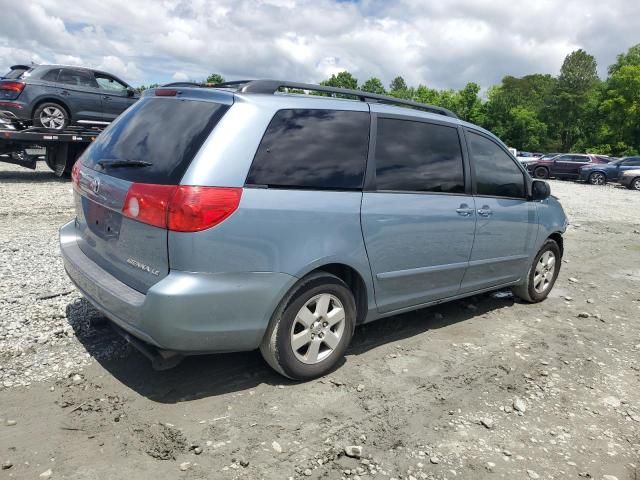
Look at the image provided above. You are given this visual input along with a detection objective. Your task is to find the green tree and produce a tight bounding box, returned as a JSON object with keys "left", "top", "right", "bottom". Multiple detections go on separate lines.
{"left": 389, "top": 76, "right": 407, "bottom": 92}
{"left": 320, "top": 71, "right": 358, "bottom": 90}
{"left": 550, "top": 49, "right": 600, "bottom": 151}
{"left": 456, "top": 82, "right": 484, "bottom": 123}
{"left": 360, "top": 77, "right": 386, "bottom": 94}
{"left": 608, "top": 43, "right": 640, "bottom": 75}
{"left": 205, "top": 73, "right": 225, "bottom": 84}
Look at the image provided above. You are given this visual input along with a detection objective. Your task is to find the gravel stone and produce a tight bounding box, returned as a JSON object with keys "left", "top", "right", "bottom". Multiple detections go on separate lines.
{"left": 344, "top": 445, "right": 363, "bottom": 458}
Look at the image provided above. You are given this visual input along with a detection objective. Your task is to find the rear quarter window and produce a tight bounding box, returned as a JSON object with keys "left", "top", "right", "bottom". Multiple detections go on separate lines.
{"left": 246, "top": 109, "right": 370, "bottom": 190}
{"left": 81, "top": 97, "right": 229, "bottom": 184}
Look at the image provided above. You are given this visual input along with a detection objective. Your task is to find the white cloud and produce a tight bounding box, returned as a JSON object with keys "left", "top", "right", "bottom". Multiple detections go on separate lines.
{"left": 0, "top": 0, "right": 637, "bottom": 88}
{"left": 172, "top": 71, "right": 189, "bottom": 81}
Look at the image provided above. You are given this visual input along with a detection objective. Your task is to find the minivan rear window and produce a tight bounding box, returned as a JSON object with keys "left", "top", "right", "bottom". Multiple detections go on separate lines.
{"left": 82, "top": 98, "right": 229, "bottom": 184}
{"left": 247, "top": 109, "right": 370, "bottom": 190}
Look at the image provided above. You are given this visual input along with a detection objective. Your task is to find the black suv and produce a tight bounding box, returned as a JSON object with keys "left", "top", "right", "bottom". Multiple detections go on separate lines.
{"left": 0, "top": 64, "right": 138, "bottom": 130}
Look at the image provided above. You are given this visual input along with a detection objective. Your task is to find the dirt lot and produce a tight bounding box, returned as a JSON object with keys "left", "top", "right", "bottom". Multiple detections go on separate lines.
{"left": 1, "top": 162, "right": 639, "bottom": 480}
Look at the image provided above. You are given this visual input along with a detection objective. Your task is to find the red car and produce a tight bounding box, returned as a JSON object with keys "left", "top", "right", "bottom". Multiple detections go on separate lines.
{"left": 526, "top": 153, "right": 610, "bottom": 179}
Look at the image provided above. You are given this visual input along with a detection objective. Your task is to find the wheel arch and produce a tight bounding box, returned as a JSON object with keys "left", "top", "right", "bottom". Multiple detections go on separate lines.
{"left": 296, "top": 262, "right": 371, "bottom": 325}
{"left": 548, "top": 232, "right": 564, "bottom": 258}
{"left": 31, "top": 97, "right": 72, "bottom": 121}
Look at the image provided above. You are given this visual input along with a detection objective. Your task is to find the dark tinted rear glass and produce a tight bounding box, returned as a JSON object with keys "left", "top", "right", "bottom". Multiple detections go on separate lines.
{"left": 374, "top": 118, "right": 465, "bottom": 193}
{"left": 3, "top": 68, "right": 29, "bottom": 79}
{"left": 247, "top": 109, "right": 370, "bottom": 190}
{"left": 82, "top": 98, "right": 229, "bottom": 184}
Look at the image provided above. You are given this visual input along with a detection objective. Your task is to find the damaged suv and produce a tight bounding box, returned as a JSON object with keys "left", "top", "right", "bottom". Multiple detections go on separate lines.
{"left": 60, "top": 80, "right": 567, "bottom": 380}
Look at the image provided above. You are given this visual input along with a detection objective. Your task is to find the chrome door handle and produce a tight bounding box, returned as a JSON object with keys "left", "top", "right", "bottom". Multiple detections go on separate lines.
{"left": 477, "top": 207, "right": 493, "bottom": 217}
{"left": 456, "top": 204, "right": 475, "bottom": 216}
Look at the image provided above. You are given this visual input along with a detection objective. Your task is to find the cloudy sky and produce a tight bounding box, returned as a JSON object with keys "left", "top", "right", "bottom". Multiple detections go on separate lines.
{"left": 0, "top": 0, "right": 637, "bottom": 89}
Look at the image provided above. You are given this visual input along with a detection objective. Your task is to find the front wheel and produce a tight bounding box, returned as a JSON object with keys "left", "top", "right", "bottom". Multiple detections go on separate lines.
{"left": 260, "top": 272, "right": 356, "bottom": 380}
{"left": 512, "top": 239, "right": 561, "bottom": 303}
{"left": 588, "top": 172, "right": 606, "bottom": 185}
{"left": 627, "top": 177, "right": 640, "bottom": 191}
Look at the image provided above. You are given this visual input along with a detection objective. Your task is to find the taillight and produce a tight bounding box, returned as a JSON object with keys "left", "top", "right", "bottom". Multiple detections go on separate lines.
{"left": 168, "top": 186, "right": 243, "bottom": 232}
{"left": 121, "top": 184, "right": 242, "bottom": 232}
{"left": 122, "top": 183, "right": 175, "bottom": 229}
{"left": 71, "top": 161, "right": 81, "bottom": 191}
{"left": 0, "top": 81, "right": 25, "bottom": 93}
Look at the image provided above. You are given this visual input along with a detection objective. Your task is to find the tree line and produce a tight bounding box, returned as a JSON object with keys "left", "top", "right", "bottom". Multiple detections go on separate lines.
{"left": 139, "top": 44, "right": 640, "bottom": 156}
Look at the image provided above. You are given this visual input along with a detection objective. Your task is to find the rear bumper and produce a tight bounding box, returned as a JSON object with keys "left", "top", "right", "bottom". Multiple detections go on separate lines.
{"left": 60, "top": 220, "right": 297, "bottom": 353}
{"left": 0, "top": 101, "right": 28, "bottom": 119}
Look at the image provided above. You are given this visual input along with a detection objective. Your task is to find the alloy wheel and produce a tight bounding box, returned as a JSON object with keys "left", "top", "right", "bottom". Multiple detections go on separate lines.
{"left": 533, "top": 250, "right": 556, "bottom": 294}
{"left": 40, "top": 106, "right": 65, "bottom": 130}
{"left": 589, "top": 172, "right": 605, "bottom": 185}
{"left": 634, "top": 178, "right": 640, "bottom": 191}
{"left": 290, "top": 293, "right": 345, "bottom": 365}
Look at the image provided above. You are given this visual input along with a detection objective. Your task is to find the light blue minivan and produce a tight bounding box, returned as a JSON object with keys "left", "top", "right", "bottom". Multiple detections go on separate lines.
{"left": 60, "top": 80, "right": 567, "bottom": 379}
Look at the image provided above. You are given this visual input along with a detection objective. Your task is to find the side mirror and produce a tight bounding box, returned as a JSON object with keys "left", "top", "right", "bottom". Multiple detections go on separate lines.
{"left": 126, "top": 87, "right": 136, "bottom": 97}
{"left": 531, "top": 180, "right": 550, "bottom": 200}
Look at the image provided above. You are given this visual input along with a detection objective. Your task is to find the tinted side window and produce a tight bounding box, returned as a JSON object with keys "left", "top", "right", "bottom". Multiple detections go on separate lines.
{"left": 374, "top": 118, "right": 464, "bottom": 193}
{"left": 59, "top": 69, "right": 98, "bottom": 88}
{"left": 41, "top": 69, "right": 60, "bottom": 82}
{"left": 247, "top": 109, "right": 370, "bottom": 189}
{"left": 623, "top": 158, "right": 640, "bottom": 166}
{"left": 468, "top": 132, "right": 526, "bottom": 198}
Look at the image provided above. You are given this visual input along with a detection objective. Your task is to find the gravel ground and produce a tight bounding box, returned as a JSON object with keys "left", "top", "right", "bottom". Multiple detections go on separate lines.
{"left": 1, "top": 161, "right": 639, "bottom": 480}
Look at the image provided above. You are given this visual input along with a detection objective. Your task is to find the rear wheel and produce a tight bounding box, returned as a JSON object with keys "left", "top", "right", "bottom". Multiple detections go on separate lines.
{"left": 533, "top": 166, "right": 549, "bottom": 179}
{"left": 260, "top": 272, "right": 356, "bottom": 380}
{"left": 628, "top": 177, "right": 640, "bottom": 191}
{"left": 33, "top": 102, "right": 69, "bottom": 130}
{"left": 588, "top": 172, "right": 606, "bottom": 185}
{"left": 512, "top": 239, "right": 561, "bottom": 303}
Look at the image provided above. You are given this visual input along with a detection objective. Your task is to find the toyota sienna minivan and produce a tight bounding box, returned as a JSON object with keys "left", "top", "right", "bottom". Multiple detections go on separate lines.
{"left": 60, "top": 80, "right": 568, "bottom": 380}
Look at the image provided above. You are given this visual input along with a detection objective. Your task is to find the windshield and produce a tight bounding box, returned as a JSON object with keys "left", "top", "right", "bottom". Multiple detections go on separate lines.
{"left": 81, "top": 97, "right": 229, "bottom": 184}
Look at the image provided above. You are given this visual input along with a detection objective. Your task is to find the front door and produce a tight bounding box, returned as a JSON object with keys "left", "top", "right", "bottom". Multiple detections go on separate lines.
{"left": 360, "top": 115, "right": 475, "bottom": 313}
{"left": 460, "top": 130, "right": 537, "bottom": 292}
{"left": 94, "top": 73, "right": 137, "bottom": 122}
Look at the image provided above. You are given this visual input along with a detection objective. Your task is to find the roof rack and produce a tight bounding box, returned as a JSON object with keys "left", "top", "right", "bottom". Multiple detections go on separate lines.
{"left": 216, "top": 80, "right": 458, "bottom": 118}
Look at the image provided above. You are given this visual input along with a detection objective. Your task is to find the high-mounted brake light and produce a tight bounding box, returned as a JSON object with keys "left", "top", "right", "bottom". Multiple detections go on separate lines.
{"left": 0, "top": 81, "right": 25, "bottom": 93}
{"left": 154, "top": 89, "right": 177, "bottom": 97}
{"left": 121, "top": 184, "right": 242, "bottom": 232}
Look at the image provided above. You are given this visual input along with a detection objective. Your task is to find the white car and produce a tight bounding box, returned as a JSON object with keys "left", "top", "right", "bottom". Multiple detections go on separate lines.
{"left": 619, "top": 169, "right": 640, "bottom": 190}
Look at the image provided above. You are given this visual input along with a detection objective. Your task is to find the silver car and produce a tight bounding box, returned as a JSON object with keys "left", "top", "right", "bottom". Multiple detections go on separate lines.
{"left": 60, "top": 80, "right": 567, "bottom": 379}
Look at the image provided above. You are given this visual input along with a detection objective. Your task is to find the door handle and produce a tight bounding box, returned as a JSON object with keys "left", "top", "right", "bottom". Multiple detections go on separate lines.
{"left": 102, "top": 96, "right": 111, "bottom": 100}
{"left": 60, "top": 90, "right": 70, "bottom": 96}
{"left": 456, "top": 204, "right": 475, "bottom": 217}
{"left": 477, "top": 206, "right": 493, "bottom": 217}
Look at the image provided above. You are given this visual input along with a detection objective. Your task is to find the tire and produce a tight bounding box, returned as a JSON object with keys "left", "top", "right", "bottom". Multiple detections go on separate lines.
{"left": 512, "top": 239, "right": 561, "bottom": 303}
{"left": 588, "top": 172, "right": 606, "bottom": 185}
{"left": 33, "top": 102, "right": 69, "bottom": 130}
{"left": 260, "top": 272, "right": 356, "bottom": 380}
{"left": 533, "top": 167, "right": 549, "bottom": 179}
{"left": 628, "top": 177, "right": 640, "bottom": 191}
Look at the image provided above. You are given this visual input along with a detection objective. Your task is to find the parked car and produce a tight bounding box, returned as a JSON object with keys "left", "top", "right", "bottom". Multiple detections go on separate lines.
{"left": 59, "top": 80, "right": 567, "bottom": 380}
{"left": 0, "top": 64, "right": 138, "bottom": 130}
{"left": 526, "top": 153, "right": 610, "bottom": 179}
{"left": 579, "top": 156, "right": 640, "bottom": 185}
{"left": 619, "top": 169, "right": 640, "bottom": 190}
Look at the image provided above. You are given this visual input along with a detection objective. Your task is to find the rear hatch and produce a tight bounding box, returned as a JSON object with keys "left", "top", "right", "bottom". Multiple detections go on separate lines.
{"left": 73, "top": 92, "right": 231, "bottom": 293}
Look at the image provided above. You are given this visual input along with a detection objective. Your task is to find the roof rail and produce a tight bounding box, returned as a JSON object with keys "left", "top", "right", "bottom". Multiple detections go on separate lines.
{"left": 213, "top": 79, "right": 459, "bottom": 119}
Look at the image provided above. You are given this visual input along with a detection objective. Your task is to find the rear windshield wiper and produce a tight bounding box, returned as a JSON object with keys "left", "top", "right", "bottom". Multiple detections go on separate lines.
{"left": 97, "top": 159, "right": 153, "bottom": 169}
